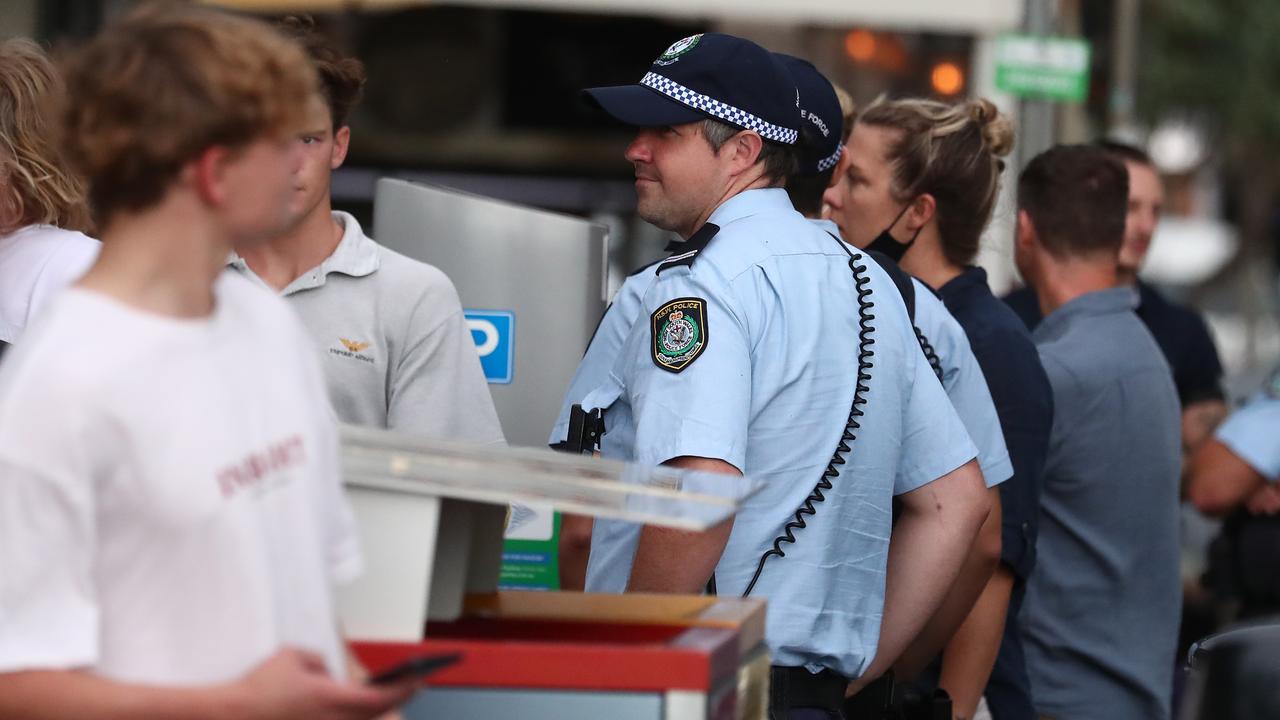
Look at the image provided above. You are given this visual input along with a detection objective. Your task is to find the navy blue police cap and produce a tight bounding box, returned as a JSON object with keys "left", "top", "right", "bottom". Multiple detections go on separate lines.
{"left": 774, "top": 54, "right": 844, "bottom": 176}
{"left": 583, "top": 33, "right": 799, "bottom": 146}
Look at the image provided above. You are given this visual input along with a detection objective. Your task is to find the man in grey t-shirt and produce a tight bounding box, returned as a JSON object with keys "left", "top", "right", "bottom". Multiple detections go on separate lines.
{"left": 1013, "top": 145, "right": 1181, "bottom": 720}
{"left": 229, "top": 19, "right": 503, "bottom": 446}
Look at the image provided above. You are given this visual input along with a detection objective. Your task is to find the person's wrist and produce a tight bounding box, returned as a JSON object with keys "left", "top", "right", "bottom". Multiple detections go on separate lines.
{"left": 207, "top": 680, "right": 256, "bottom": 720}
{"left": 844, "top": 674, "right": 868, "bottom": 698}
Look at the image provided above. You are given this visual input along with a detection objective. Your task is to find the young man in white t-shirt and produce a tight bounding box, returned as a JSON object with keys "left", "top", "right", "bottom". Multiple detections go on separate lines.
{"left": 0, "top": 7, "right": 417, "bottom": 718}
{"left": 229, "top": 18, "right": 503, "bottom": 445}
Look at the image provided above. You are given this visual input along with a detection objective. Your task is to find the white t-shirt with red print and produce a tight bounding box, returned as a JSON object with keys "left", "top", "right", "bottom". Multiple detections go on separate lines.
{"left": 0, "top": 271, "right": 361, "bottom": 685}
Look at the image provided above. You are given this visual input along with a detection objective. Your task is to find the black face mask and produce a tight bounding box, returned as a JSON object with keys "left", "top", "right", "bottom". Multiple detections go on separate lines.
{"left": 865, "top": 203, "right": 921, "bottom": 263}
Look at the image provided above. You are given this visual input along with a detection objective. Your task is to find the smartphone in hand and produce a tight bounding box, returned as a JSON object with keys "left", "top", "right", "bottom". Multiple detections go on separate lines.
{"left": 367, "top": 653, "right": 462, "bottom": 686}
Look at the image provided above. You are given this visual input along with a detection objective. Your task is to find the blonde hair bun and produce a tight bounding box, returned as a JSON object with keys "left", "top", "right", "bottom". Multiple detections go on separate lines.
{"left": 970, "top": 98, "right": 1014, "bottom": 158}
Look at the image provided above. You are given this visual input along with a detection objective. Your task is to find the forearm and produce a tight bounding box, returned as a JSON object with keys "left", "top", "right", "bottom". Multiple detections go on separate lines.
{"left": 0, "top": 671, "right": 243, "bottom": 720}
{"left": 1181, "top": 399, "right": 1228, "bottom": 492}
{"left": 854, "top": 461, "right": 988, "bottom": 690}
{"left": 1188, "top": 439, "right": 1267, "bottom": 515}
{"left": 558, "top": 514, "right": 594, "bottom": 591}
{"left": 937, "top": 565, "right": 1015, "bottom": 720}
{"left": 1182, "top": 399, "right": 1228, "bottom": 456}
{"left": 894, "top": 487, "right": 1001, "bottom": 679}
{"left": 628, "top": 518, "right": 733, "bottom": 593}
{"left": 627, "top": 456, "right": 739, "bottom": 594}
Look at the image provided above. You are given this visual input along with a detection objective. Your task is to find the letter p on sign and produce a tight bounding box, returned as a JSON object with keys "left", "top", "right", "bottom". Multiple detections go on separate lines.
{"left": 464, "top": 310, "right": 514, "bottom": 384}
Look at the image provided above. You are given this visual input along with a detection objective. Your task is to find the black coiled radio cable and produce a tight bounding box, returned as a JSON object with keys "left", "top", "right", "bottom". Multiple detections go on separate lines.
{"left": 741, "top": 239, "right": 877, "bottom": 597}
{"left": 914, "top": 326, "right": 944, "bottom": 383}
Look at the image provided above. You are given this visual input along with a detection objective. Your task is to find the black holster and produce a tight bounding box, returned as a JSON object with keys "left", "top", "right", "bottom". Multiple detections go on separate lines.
{"left": 842, "top": 673, "right": 897, "bottom": 720}
{"left": 841, "top": 673, "right": 952, "bottom": 720}
{"left": 552, "top": 404, "right": 603, "bottom": 455}
{"left": 769, "top": 666, "right": 849, "bottom": 718}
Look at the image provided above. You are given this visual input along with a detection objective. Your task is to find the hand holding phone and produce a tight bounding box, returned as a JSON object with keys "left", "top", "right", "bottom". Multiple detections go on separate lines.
{"left": 367, "top": 652, "right": 462, "bottom": 686}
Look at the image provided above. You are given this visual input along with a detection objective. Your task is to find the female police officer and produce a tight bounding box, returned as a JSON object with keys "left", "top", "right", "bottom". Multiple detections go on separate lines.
{"left": 569, "top": 33, "right": 991, "bottom": 719}
{"left": 824, "top": 98, "right": 1053, "bottom": 719}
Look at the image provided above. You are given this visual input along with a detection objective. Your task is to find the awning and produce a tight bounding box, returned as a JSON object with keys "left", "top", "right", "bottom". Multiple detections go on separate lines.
{"left": 206, "top": 0, "right": 1023, "bottom": 33}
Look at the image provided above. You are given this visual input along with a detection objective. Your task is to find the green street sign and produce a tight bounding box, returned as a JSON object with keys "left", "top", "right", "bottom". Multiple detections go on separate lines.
{"left": 995, "top": 34, "right": 1091, "bottom": 102}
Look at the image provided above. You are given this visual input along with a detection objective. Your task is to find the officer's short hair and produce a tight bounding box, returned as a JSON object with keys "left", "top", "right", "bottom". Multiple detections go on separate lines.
{"left": 700, "top": 119, "right": 798, "bottom": 185}
{"left": 1018, "top": 144, "right": 1128, "bottom": 259}
{"left": 278, "top": 16, "right": 366, "bottom": 130}
{"left": 62, "top": 5, "right": 317, "bottom": 223}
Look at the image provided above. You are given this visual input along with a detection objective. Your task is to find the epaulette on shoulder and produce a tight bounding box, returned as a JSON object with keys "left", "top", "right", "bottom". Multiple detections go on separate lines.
{"left": 626, "top": 256, "right": 666, "bottom": 279}
{"left": 656, "top": 222, "right": 720, "bottom": 275}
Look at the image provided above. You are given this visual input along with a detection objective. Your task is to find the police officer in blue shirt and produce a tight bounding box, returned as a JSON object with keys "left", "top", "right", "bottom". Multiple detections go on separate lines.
{"left": 572, "top": 33, "right": 992, "bottom": 718}
{"left": 552, "top": 59, "right": 1012, "bottom": 599}
{"left": 778, "top": 53, "right": 1012, "bottom": 496}
{"left": 774, "top": 56, "right": 1013, "bottom": 714}
{"left": 1189, "top": 367, "right": 1280, "bottom": 514}
{"left": 824, "top": 96, "right": 1050, "bottom": 718}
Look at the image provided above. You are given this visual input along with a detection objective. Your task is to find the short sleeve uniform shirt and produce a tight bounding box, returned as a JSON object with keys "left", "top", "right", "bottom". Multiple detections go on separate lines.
{"left": 581, "top": 189, "right": 977, "bottom": 678}
{"left": 1216, "top": 370, "right": 1280, "bottom": 482}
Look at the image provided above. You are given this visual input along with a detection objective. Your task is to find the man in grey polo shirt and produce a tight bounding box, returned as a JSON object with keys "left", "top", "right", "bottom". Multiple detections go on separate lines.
{"left": 1012, "top": 144, "right": 1181, "bottom": 720}
{"left": 230, "top": 19, "right": 503, "bottom": 445}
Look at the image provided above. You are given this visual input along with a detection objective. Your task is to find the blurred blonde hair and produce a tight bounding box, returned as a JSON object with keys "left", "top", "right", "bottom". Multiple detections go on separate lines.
{"left": 0, "top": 38, "right": 90, "bottom": 235}
{"left": 62, "top": 4, "right": 318, "bottom": 222}
{"left": 832, "top": 83, "right": 856, "bottom": 142}
{"left": 857, "top": 97, "right": 1013, "bottom": 266}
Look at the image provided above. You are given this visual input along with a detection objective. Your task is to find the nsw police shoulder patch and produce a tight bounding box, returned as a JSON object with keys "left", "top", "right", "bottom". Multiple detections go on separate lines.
{"left": 651, "top": 297, "right": 707, "bottom": 373}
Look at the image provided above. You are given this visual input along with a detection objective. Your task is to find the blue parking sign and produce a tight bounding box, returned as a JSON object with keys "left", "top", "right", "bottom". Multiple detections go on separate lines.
{"left": 465, "top": 310, "right": 514, "bottom": 384}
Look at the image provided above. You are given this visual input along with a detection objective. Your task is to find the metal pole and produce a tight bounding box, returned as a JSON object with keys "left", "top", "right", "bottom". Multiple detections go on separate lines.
{"left": 1017, "top": 0, "right": 1058, "bottom": 163}
{"left": 1108, "top": 0, "right": 1140, "bottom": 135}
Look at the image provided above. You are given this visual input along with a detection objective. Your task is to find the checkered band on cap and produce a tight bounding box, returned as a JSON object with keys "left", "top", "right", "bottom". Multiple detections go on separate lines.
{"left": 641, "top": 72, "right": 799, "bottom": 145}
{"left": 817, "top": 143, "right": 843, "bottom": 173}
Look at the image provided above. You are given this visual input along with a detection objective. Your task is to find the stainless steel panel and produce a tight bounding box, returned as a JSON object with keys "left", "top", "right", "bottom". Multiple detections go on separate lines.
{"left": 373, "top": 178, "right": 608, "bottom": 448}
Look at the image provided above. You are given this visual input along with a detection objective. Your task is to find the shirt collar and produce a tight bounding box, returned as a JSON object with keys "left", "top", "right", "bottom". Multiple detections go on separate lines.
{"left": 318, "top": 211, "right": 380, "bottom": 278}
{"left": 808, "top": 217, "right": 841, "bottom": 238}
{"left": 1035, "top": 286, "right": 1139, "bottom": 340}
{"left": 226, "top": 211, "right": 380, "bottom": 294}
{"left": 938, "top": 265, "right": 989, "bottom": 302}
{"left": 707, "top": 187, "right": 795, "bottom": 228}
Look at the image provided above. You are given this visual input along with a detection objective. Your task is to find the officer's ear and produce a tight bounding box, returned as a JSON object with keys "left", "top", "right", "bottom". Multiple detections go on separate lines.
{"left": 723, "top": 130, "right": 765, "bottom": 176}
{"left": 905, "top": 193, "right": 936, "bottom": 232}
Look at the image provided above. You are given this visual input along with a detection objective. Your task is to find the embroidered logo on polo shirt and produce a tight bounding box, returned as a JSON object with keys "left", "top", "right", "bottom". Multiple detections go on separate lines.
{"left": 651, "top": 297, "right": 707, "bottom": 373}
{"left": 330, "top": 338, "right": 375, "bottom": 364}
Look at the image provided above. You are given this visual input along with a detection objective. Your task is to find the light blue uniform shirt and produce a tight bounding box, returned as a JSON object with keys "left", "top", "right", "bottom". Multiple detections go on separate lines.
{"left": 1216, "top": 371, "right": 1280, "bottom": 482}
{"left": 555, "top": 221, "right": 1011, "bottom": 491}
{"left": 580, "top": 189, "right": 977, "bottom": 678}
{"left": 549, "top": 260, "right": 659, "bottom": 446}
{"left": 811, "top": 219, "right": 1011, "bottom": 488}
